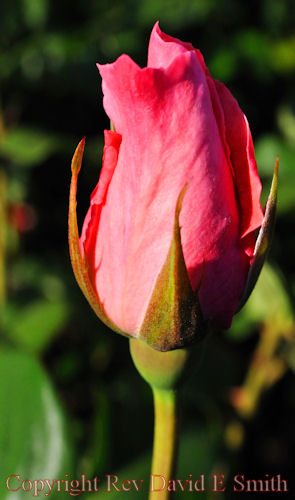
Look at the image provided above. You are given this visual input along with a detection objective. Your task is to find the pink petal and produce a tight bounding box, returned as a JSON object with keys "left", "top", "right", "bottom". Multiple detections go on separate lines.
{"left": 148, "top": 21, "right": 194, "bottom": 68}
{"left": 80, "top": 130, "right": 121, "bottom": 285}
{"left": 148, "top": 22, "right": 208, "bottom": 73}
{"left": 92, "top": 49, "right": 248, "bottom": 333}
{"left": 214, "top": 80, "right": 264, "bottom": 247}
{"left": 148, "top": 22, "right": 263, "bottom": 259}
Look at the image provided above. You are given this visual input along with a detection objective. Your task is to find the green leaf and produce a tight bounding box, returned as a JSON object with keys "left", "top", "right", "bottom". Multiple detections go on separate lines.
{"left": 255, "top": 134, "right": 295, "bottom": 213}
{"left": 138, "top": 0, "right": 215, "bottom": 28}
{"left": 230, "top": 263, "right": 293, "bottom": 341}
{"left": 0, "top": 348, "right": 73, "bottom": 499}
{"left": 22, "top": 0, "right": 48, "bottom": 29}
{"left": 0, "top": 127, "right": 60, "bottom": 167}
{"left": 244, "top": 263, "right": 293, "bottom": 326}
{"left": 78, "top": 389, "right": 110, "bottom": 477}
{"left": 2, "top": 299, "right": 69, "bottom": 353}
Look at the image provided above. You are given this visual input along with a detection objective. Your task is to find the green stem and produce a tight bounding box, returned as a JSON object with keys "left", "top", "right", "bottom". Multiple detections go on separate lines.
{"left": 149, "top": 388, "right": 179, "bottom": 500}
{"left": 129, "top": 338, "right": 203, "bottom": 499}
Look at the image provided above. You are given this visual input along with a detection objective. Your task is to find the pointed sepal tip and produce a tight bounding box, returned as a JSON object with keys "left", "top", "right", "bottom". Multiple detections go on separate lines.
{"left": 236, "top": 156, "right": 279, "bottom": 313}
{"left": 68, "top": 139, "right": 124, "bottom": 336}
{"left": 139, "top": 185, "right": 207, "bottom": 351}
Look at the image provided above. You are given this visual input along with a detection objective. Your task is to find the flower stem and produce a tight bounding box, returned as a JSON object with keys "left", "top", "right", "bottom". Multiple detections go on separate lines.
{"left": 129, "top": 338, "right": 202, "bottom": 499}
{"left": 149, "top": 388, "right": 179, "bottom": 500}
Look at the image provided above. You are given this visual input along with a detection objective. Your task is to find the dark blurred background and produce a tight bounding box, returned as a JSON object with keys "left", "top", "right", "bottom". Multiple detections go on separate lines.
{"left": 0, "top": 0, "right": 295, "bottom": 498}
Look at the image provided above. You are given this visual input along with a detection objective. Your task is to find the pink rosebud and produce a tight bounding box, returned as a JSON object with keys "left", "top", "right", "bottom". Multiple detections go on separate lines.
{"left": 69, "top": 23, "right": 277, "bottom": 351}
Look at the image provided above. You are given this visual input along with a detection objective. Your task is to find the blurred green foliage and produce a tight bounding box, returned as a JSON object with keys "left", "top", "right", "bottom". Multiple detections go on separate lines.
{"left": 0, "top": 349, "right": 72, "bottom": 499}
{"left": 0, "top": 0, "right": 295, "bottom": 497}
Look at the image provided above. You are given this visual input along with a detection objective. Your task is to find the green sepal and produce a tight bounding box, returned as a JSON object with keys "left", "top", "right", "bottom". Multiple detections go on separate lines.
{"left": 236, "top": 156, "right": 279, "bottom": 313}
{"left": 138, "top": 186, "right": 207, "bottom": 352}
{"left": 68, "top": 138, "right": 125, "bottom": 336}
{"left": 130, "top": 337, "right": 203, "bottom": 391}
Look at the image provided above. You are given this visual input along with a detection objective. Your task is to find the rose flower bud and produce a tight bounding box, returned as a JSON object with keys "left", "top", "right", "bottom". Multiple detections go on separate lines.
{"left": 69, "top": 23, "right": 278, "bottom": 351}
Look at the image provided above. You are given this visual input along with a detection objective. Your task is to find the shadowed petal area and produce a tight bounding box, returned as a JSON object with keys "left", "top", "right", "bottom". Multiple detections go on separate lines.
{"left": 80, "top": 130, "right": 122, "bottom": 286}
{"left": 214, "top": 80, "right": 264, "bottom": 247}
{"left": 92, "top": 49, "right": 248, "bottom": 334}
